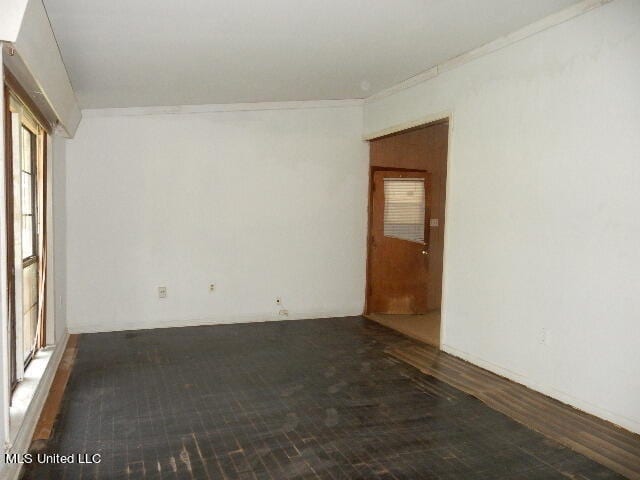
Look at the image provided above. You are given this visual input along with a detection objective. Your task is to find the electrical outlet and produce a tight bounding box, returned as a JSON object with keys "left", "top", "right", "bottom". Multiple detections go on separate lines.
{"left": 158, "top": 286, "right": 167, "bottom": 299}
{"left": 209, "top": 284, "right": 215, "bottom": 292}
{"left": 276, "top": 297, "right": 282, "bottom": 305}
{"left": 279, "top": 309, "right": 289, "bottom": 316}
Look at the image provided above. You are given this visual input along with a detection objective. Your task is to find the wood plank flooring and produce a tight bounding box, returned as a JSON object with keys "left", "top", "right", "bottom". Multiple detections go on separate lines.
{"left": 365, "top": 311, "right": 440, "bottom": 347}
{"left": 385, "top": 340, "right": 640, "bottom": 479}
{"left": 30, "top": 335, "right": 80, "bottom": 448}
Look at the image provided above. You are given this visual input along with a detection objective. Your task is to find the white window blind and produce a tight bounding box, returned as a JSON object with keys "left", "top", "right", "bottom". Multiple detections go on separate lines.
{"left": 383, "top": 178, "right": 425, "bottom": 243}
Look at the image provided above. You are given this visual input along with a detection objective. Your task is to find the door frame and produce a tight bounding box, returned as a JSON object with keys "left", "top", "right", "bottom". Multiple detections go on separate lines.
{"left": 364, "top": 116, "right": 452, "bottom": 348}
{"left": 3, "top": 73, "right": 49, "bottom": 388}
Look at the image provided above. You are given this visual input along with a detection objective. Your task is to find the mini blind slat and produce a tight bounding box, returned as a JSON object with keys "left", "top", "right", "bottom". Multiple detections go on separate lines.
{"left": 383, "top": 178, "right": 425, "bottom": 243}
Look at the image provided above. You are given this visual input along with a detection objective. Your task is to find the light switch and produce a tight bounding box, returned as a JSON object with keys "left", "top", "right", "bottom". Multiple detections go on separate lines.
{"left": 429, "top": 218, "right": 439, "bottom": 227}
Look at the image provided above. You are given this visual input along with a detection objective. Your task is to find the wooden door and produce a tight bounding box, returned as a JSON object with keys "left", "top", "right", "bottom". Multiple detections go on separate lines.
{"left": 367, "top": 170, "right": 431, "bottom": 314}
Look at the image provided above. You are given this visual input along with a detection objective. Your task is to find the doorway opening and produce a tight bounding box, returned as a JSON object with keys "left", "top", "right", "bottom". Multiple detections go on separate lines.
{"left": 365, "top": 120, "right": 449, "bottom": 347}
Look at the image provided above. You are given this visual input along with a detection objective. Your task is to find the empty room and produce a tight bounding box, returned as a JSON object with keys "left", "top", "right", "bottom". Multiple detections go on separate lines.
{"left": 1, "top": 0, "right": 640, "bottom": 478}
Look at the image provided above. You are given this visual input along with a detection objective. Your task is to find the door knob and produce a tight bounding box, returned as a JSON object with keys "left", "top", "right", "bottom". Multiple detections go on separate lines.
{"left": 422, "top": 250, "right": 428, "bottom": 255}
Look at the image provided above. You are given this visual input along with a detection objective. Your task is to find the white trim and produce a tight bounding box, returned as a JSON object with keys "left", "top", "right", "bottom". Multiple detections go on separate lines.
{"left": 45, "top": 134, "right": 55, "bottom": 345}
{"left": 365, "top": 0, "right": 612, "bottom": 104}
{"left": 1, "top": 332, "right": 69, "bottom": 480}
{"left": 441, "top": 342, "right": 640, "bottom": 435}
{"left": 0, "top": 51, "right": 11, "bottom": 450}
{"left": 365, "top": 67, "right": 438, "bottom": 106}
{"left": 439, "top": 116, "right": 455, "bottom": 348}
{"left": 82, "top": 99, "right": 364, "bottom": 118}
{"left": 363, "top": 111, "right": 451, "bottom": 141}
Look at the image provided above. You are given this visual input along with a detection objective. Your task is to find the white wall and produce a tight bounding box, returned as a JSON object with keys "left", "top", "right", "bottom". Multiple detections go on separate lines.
{"left": 364, "top": 0, "right": 640, "bottom": 433}
{"left": 64, "top": 103, "right": 369, "bottom": 333}
{"left": 52, "top": 135, "right": 67, "bottom": 341}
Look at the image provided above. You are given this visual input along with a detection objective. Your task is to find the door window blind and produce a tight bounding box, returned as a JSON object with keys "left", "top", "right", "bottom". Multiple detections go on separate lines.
{"left": 383, "top": 178, "right": 425, "bottom": 243}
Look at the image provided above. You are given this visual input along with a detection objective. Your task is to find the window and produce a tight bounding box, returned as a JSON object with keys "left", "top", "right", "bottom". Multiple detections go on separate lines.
{"left": 21, "top": 126, "right": 37, "bottom": 260}
{"left": 5, "top": 84, "right": 47, "bottom": 385}
{"left": 383, "top": 178, "right": 426, "bottom": 243}
{"left": 20, "top": 125, "right": 39, "bottom": 363}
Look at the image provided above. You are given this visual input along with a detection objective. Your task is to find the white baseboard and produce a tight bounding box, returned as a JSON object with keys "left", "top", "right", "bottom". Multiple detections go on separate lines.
{"left": 441, "top": 343, "right": 640, "bottom": 435}
{"left": 68, "top": 309, "right": 364, "bottom": 334}
{"left": 1, "top": 331, "right": 70, "bottom": 480}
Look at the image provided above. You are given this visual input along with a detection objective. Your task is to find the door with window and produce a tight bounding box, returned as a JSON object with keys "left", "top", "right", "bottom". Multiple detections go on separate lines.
{"left": 367, "top": 170, "right": 431, "bottom": 314}
{"left": 5, "top": 87, "right": 46, "bottom": 388}
{"left": 20, "top": 124, "right": 40, "bottom": 364}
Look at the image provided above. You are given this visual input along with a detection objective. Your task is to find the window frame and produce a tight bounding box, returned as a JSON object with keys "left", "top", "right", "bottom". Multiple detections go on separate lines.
{"left": 20, "top": 124, "right": 39, "bottom": 266}
{"left": 4, "top": 75, "right": 49, "bottom": 388}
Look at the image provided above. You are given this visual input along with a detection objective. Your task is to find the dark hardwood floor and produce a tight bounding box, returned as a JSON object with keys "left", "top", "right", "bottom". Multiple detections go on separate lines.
{"left": 23, "top": 317, "right": 636, "bottom": 479}
{"left": 386, "top": 341, "right": 640, "bottom": 479}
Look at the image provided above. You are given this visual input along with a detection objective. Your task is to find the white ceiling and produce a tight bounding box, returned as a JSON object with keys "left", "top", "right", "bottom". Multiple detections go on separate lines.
{"left": 43, "top": 0, "right": 580, "bottom": 109}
